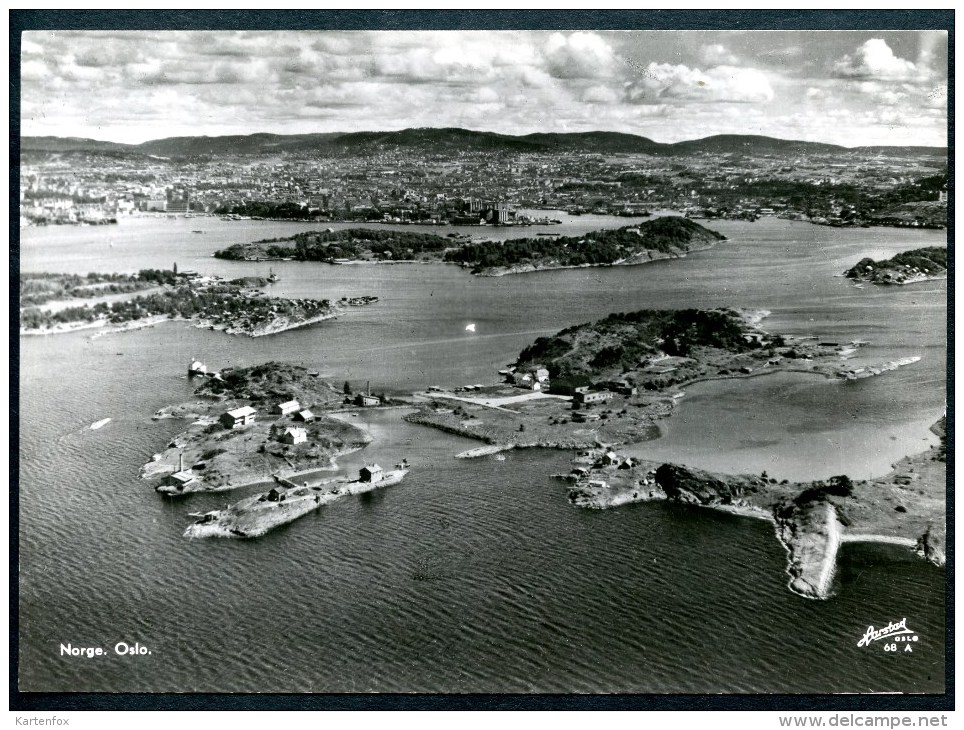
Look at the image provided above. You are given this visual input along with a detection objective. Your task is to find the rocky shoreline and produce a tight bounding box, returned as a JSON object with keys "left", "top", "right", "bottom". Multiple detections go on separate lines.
{"left": 559, "top": 423, "right": 945, "bottom": 599}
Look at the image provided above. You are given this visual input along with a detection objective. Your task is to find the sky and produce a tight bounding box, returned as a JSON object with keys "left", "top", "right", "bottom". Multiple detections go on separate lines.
{"left": 19, "top": 29, "right": 949, "bottom": 147}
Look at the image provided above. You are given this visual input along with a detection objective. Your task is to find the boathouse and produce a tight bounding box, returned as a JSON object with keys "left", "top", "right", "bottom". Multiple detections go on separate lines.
{"left": 359, "top": 464, "right": 383, "bottom": 482}
{"left": 280, "top": 427, "right": 308, "bottom": 445}
{"left": 164, "top": 470, "right": 197, "bottom": 491}
{"left": 220, "top": 405, "right": 257, "bottom": 429}
{"left": 276, "top": 399, "right": 301, "bottom": 416}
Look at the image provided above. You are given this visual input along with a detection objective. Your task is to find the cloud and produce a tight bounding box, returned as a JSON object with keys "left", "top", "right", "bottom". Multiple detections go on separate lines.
{"left": 545, "top": 32, "right": 616, "bottom": 79}
{"left": 700, "top": 44, "right": 739, "bottom": 66}
{"left": 17, "top": 30, "right": 946, "bottom": 148}
{"left": 628, "top": 63, "right": 774, "bottom": 104}
{"left": 833, "top": 39, "right": 920, "bottom": 80}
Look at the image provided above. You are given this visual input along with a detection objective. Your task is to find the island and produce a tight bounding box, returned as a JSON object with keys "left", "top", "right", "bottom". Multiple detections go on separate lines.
{"left": 845, "top": 246, "right": 947, "bottom": 285}
{"left": 19, "top": 268, "right": 377, "bottom": 337}
{"left": 214, "top": 228, "right": 454, "bottom": 264}
{"left": 404, "top": 307, "right": 919, "bottom": 449}
{"left": 143, "top": 362, "right": 375, "bottom": 494}
{"left": 211, "top": 217, "right": 726, "bottom": 277}
{"left": 561, "top": 416, "right": 946, "bottom": 600}
{"left": 443, "top": 216, "right": 726, "bottom": 275}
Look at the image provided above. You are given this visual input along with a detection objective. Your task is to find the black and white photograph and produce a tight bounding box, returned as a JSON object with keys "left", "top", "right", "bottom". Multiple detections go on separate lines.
{"left": 12, "top": 10, "right": 951, "bottom": 708}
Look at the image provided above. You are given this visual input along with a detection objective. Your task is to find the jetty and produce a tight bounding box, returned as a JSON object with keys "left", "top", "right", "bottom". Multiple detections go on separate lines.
{"left": 184, "top": 465, "right": 409, "bottom": 538}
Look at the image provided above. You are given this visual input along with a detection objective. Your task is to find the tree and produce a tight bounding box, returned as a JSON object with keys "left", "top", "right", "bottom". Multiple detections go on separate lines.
{"left": 343, "top": 381, "right": 352, "bottom": 395}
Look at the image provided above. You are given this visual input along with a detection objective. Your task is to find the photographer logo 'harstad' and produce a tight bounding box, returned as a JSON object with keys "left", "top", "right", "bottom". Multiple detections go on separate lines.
{"left": 857, "top": 618, "right": 919, "bottom": 652}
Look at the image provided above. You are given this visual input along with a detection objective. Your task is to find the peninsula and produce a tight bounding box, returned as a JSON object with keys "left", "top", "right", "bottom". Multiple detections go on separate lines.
{"left": 845, "top": 246, "right": 947, "bottom": 285}
{"left": 143, "top": 362, "right": 373, "bottom": 494}
{"left": 20, "top": 268, "right": 377, "bottom": 336}
{"left": 562, "top": 416, "right": 946, "bottom": 599}
{"left": 211, "top": 217, "right": 725, "bottom": 277}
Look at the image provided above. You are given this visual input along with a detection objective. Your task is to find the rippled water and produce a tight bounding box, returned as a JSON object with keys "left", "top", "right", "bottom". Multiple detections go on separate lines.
{"left": 18, "top": 215, "right": 947, "bottom": 693}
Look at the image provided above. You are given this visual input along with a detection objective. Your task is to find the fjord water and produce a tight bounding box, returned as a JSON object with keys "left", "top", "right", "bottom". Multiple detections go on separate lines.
{"left": 19, "top": 215, "right": 946, "bottom": 692}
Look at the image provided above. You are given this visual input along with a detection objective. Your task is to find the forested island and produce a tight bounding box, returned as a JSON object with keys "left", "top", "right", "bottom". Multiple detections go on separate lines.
{"left": 214, "top": 228, "right": 454, "bottom": 263}
{"left": 19, "top": 269, "right": 377, "bottom": 336}
{"left": 845, "top": 246, "right": 947, "bottom": 285}
{"left": 212, "top": 217, "right": 725, "bottom": 276}
{"left": 444, "top": 216, "right": 726, "bottom": 275}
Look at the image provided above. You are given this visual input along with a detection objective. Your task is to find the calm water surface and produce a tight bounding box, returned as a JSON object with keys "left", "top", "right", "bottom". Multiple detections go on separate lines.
{"left": 18, "top": 215, "right": 947, "bottom": 693}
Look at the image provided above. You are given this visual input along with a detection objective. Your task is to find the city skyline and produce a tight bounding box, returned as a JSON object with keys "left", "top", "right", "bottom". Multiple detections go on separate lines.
{"left": 20, "top": 29, "right": 948, "bottom": 148}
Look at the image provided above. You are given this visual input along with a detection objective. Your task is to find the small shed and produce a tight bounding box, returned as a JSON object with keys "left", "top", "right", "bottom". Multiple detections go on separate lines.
{"left": 359, "top": 464, "right": 383, "bottom": 482}
{"left": 266, "top": 487, "right": 287, "bottom": 502}
{"left": 295, "top": 409, "right": 315, "bottom": 423}
{"left": 276, "top": 399, "right": 301, "bottom": 416}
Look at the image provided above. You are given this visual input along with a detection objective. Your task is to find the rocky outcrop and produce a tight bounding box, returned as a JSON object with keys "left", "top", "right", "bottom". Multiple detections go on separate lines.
{"left": 654, "top": 463, "right": 764, "bottom": 507}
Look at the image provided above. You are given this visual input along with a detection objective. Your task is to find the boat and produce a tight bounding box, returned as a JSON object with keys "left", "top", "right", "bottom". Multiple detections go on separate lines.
{"left": 89, "top": 418, "right": 112, "bottom": 430}
{"left": 494, "top": 454, "right": 506, "bottom": 461}
{"left": 267, "top": 267, "right": 279, "bottom": 283}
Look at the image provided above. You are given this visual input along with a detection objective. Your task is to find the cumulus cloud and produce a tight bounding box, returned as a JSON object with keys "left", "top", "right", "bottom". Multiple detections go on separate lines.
{"left": 628, "top": 63, "right": 774, "bottom": 104}
{"left": 833, "top": 39, "right": 921, "bottom": 80}
{"left": 545, "top": 32, "right": 616, "bottom": 79}
{"left": 17, "top": 29, "right": 946, "bottom": 147}
{"left": 700, "top": 44, "right": 739, "bottom": 66}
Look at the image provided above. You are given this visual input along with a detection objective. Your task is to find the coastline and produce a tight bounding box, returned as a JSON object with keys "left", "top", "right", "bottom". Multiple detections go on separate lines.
{"left": 21, "top": 305, "right": 355, "bottom": 339}
{"left": 559, "top": 421, "right": 945, "bottom": 600}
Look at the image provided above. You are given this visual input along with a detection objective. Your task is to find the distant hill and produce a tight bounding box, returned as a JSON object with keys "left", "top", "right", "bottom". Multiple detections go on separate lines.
{"left": 19, "top": 128, "right": 947, "bottom": 159}
{"left": 21, "top": 136, "right": 134, "bottom": 153}
{"left": 666, "top": 134, "right": 844, "bottom": 156}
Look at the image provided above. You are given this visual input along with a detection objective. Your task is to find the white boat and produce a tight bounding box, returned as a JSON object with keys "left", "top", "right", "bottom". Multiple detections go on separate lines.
{"left": 90, "top": 418, "right": 112, "bottom": 430}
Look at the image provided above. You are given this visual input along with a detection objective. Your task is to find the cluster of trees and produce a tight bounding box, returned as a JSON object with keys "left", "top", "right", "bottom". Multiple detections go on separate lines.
{"left": 517, "top": 308, "right": 774, "bottom": 378}
{"left": 444, "top": 218, "right": 723, "bottom": 273}
{"left": 214, "top": 201, "right": 316, "bottom": 219}
{"left": 792, "top": 475, "right": 854, "bottom": 507}
{"left": 200, "top": 362, "right": 312, "bottom": 402}
{"left": 20, "top": 271, "right": 149, "bottom": 307}
{"left": 216, "top": 228, "right": 452, "bottom": 262}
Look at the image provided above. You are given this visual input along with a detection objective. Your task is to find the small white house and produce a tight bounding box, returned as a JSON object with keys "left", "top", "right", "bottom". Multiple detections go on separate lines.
{"left": 280, "top": 427, "right": 308, "bottom": 445}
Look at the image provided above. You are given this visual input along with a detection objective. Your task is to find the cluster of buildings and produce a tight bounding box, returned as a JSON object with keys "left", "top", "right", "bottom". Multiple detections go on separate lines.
{"left": 21, "top": 142, "right": 946, "bottom": 228}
